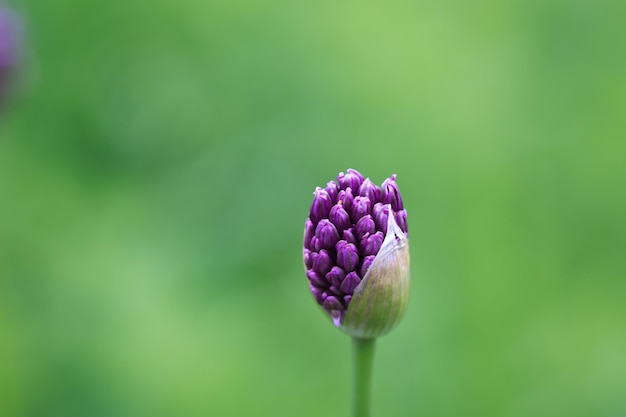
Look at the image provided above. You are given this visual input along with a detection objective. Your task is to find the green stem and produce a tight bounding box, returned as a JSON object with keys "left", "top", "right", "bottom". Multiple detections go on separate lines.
{"left": 351, "top": 337, "right": 376, "bottom": 417}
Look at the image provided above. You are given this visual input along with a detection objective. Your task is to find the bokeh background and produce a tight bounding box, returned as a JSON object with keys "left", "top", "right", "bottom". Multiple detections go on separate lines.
{"left": 1, "top": 0, "right": 625, "bottom": 416}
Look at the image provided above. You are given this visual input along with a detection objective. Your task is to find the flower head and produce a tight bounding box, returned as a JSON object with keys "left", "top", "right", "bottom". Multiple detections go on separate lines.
{"left": 304, "top": 169, "right": 410, "bottom": 338}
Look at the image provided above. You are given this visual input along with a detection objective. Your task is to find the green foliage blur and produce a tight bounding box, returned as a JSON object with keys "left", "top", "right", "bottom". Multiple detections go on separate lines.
{"left": 1, "top": 0, "right": 625, "bottom": 416}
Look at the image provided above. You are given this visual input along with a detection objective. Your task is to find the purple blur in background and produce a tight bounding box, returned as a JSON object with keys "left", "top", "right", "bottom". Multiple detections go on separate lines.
{"left": 0, "top": 6, "right": 19, "bottom": 105}
{"left": 303, "top": 169, "right": 408, "bottom": 326}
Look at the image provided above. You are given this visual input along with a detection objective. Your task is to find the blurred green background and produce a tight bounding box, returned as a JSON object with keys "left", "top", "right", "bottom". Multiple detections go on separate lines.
{"left": 1, "top": 0, "right": 625, "bottom": 416}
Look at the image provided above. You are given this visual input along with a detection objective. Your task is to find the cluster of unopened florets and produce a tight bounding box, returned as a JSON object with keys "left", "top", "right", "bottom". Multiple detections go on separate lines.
{"left": 0, "top": 7, "right": 19, "bottom": 103}
{"left": 303, "top": 169, "right": 408, "bottom": 325}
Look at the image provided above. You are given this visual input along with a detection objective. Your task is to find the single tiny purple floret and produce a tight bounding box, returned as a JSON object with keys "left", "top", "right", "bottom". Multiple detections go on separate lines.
{"left": 304, "top": 169, "right": 408, "bottom": 326}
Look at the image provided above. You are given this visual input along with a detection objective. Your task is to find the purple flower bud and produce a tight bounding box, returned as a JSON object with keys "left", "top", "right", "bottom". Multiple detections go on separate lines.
{"left": 303, "top": 249, "right": 312, "bottom": 269}
{"left": 303, "top": 219, "right": 314, "bottom": 250}
{"left": 340, "top": 271, "right": 361, "bottom": 293}
{"left": 359, "top": 178, "right": 381, "bottom": 202}
{"left": 396, "top": 209, "right": 408, "bottom": 234}
{"left": 325, "top": 181, "right": 339, "bottom": 201}
{"left": 351, "top": 196, "right": 371, "bottom": 223}
{"left": 310, "top": 236, "right": 322, "bottom": 252}
{"left": 306, "top": 270, "right": 326, "bottom": 287}
{"left": 310, "top": 187, "right": 332, "bottom": 224}
{"left": 329, "top": 204, "right": 351, "bottom": 233}
{"left": 382, "top": 174, "right": 404, "bottom": 211}
{"left": 311, "top": 249, "right": 332, "bottom": 276}
{"left": 372, "top": 202, "right": 384, "bottom": 222}
{"left": 304, "top": 169, "right": 409, "bottom": 333}
{"left": 350, "top": 169, "right": 365, "bottom": 180}
{"left": 337, "top": 242, "right": 359, "bottom": 272}
{"left": 373, "top": 203, "right": 389, "bottom": 233}
{"left": 335, "top": 239, "right": 347, "bottom": 253}
{"left": 355, "top": 215, "right": 376, "bottom": 238}
{"left": 323, "top": 295, "right": 343, "bottom": 312}
{"left": 337, "top": 187, "right": 354, "bottom": 212}
{"left": 326, "top": 266, "right": 346, "bottom": 288}
{"left": 315, "top": 219, "right": 340, "bottom": 250}
{"left": 338, "top": 169, "right": 364, "bottom": 191}
{"left": 310, "top": 285, "right": 325, "bottom": 304}
{"left": 360, "top": 255, "right": 376, "bottom": 277}
{"left": 342, "top": 229, "right": 357, "bottom": 245}
{"left": 360, "top": 231, "right": 384, "bottom": 257}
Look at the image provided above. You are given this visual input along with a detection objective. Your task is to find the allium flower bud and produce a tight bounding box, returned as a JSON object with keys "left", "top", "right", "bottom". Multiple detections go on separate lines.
{"left": 304, "top": 169, "right": 410, "bottom": 338}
